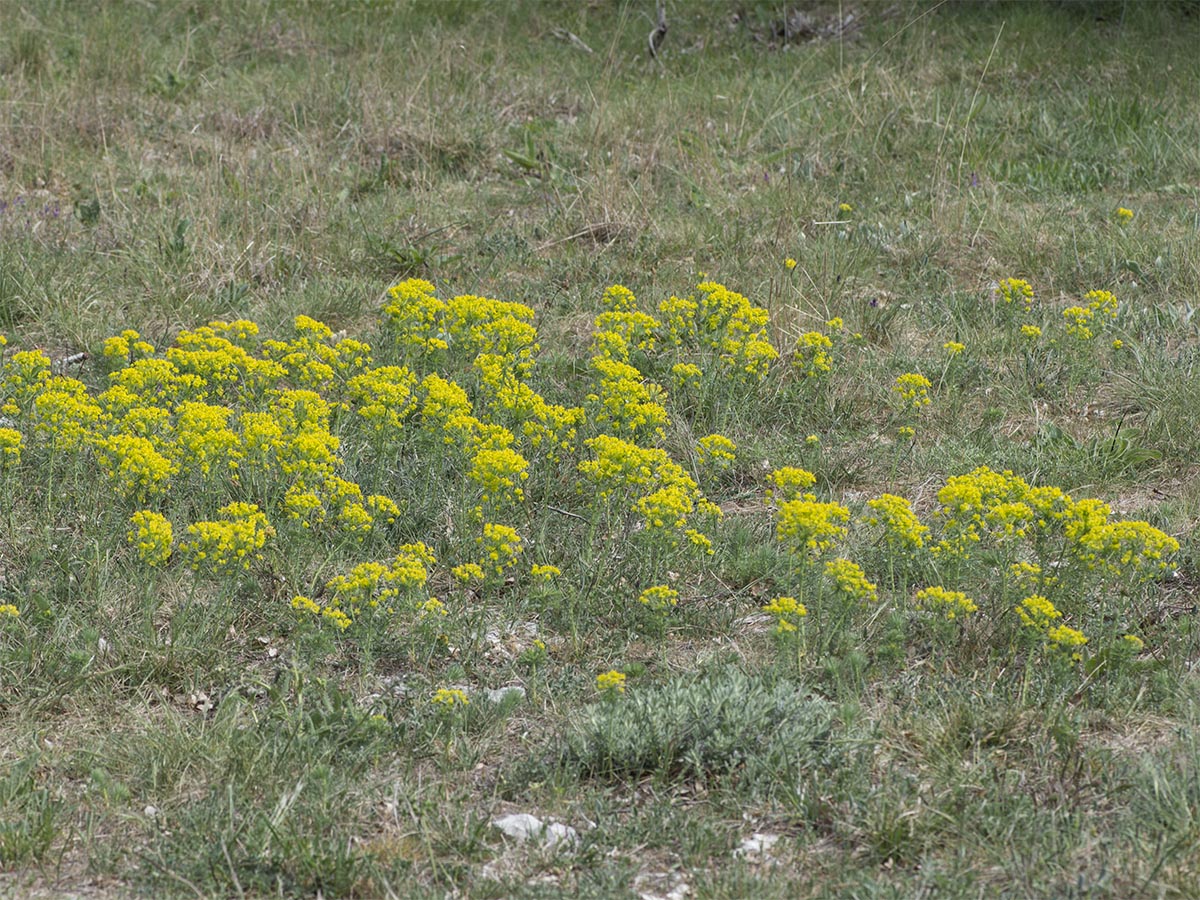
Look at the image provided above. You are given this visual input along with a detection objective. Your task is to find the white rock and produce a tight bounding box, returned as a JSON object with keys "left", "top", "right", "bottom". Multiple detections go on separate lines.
{"left": 491, "top": 813, "right": 579, "bottom": 849}
{"left": 486, "top": 685, "right": 526, "bottom": 704}
{"left": 734, "top": 832, "right": 780, "bottom": 859}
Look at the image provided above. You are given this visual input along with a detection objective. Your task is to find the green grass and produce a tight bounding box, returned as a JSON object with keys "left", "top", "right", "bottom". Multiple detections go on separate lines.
{"left": 2, "top": 1, "right": 1200, "bottom": 897}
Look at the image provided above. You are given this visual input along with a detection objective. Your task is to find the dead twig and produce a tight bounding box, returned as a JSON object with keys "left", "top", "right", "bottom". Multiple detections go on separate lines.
{"left": 551, "top": 27, "right": 594, "bottom": 54}
{"left": 648, "top": 0, "right": 667, "bottom": 58}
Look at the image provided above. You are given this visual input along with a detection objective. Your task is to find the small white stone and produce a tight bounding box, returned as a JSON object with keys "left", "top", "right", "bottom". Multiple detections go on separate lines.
{"left": 492, "top": 813, "right": 579, "bottom": 849}
{"left": 734, "top": 832, "right": 780, "bottom": 859}
{"left": 486, "top": 686, "right": 526, "bottom": 704}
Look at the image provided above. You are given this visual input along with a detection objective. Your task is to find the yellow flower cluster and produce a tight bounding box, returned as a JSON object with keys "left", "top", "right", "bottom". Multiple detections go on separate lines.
{"left": 793, "top": 331, "right": 834, "bottom": 379}
{"left": 892, "top": 372, "right": 932, "bottom": 411}
{"left": 637, "top": 584, "right": 679, "bottom": 612}
{"left": 1017, "top": 594, "right": 1087, "bottom": 659}
{"left": 180, "top": 502, "right": 274, "bottom": 574}
{"left": 586, "top": 355, "right": 669, "bottom": 441}
{"left": 292, "top": 595, "right": 351, "bottom": 631}
{"left": 765, "top": 466, "right": 817, "bottom": 504}
{"left": 1115, "top": 207, "right": 1133, "bottom": 223}
{"left": 943, "top": 341, "right": 965, "bottom": 357}
{"left": 432, "top": 687, "right": 470, "bottom": 707}
{"left": 102, "top": 329, "right": 156, "bottom": 365}
{"left": 0, "top": 604, "right": 19, "bottom": 618}
{"left": 345, "top": 365, "right": 417, "bottom": 436}
{"left": 579, "top": 434, "right": 716, "bottom": 545}
{"left": 1063, "top": 290, "right": 1118, "bottom": 341}
{"left": 931, "top": 466, "right": 1178, "bottom": 582}
{"left": 95, "top": 433, "right": 177, "bottom": 499}
{"left": 776, "top": 497, "right": 850, "bottom": 557}
{"left": 670, "top": 362, "right": 703, "bottom": 391}
{"left": 865, "top": 493, "right": 927, "bottom": 551}
{"left": 693, "top": 281, "right": 778, "bottom": 379}
{"left": 696, "top": 433, "right": 736, "bottom": 469}
{"left": 596, "top": 670, "right": 626, "bottom": 693}
{"left": 997, "top": 278, "right": 1035, "bottom": 312}
{"left": 128, "top": 510, "right": 173, "bottom": 567}
{"left": 763, "top": 596, "right": 807, "bottom": 633}
{"left": 477, "top": 522, "right": 523, "bottom": 575}
{"left": 0, "top": 426, "right": 22, "bottom": 469}
{"left": 824, "top": 558, "right": 878, "bottom": 603}
{"left": 1073, "top": 520, "right": 1179, "bottom": 581}
{"left": 913, "top": 586, "right": 977, "bottom": 619}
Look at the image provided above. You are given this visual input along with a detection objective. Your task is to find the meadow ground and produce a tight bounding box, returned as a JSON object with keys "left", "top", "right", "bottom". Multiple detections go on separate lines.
{"left": 1, "top": 1, "right": 1200, "bottom": 897}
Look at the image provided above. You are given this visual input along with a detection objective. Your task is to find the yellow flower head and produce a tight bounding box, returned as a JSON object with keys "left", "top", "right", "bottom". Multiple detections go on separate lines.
{"left": 128, "top": 510, "right": 173, "bottom": 567}
{"left": 596, "top": 670, "right": 626, "bottom": 694}
{"left": 913, "top": 586, "right": 977, "bottom": 619}
{"left": 892, "top": 372, "right": 932, "bottom": 410}
{"left": 763, "top": 595, "right": 807, "bottom": 633}
{"left": 637, "top": 584, "right": 679, "bottom": 612}
{"left": 1115, "top": 207, "right": 1133, "bottom": 223}
{"left": 432, "top": 688, "right": 470, "bottom": 708}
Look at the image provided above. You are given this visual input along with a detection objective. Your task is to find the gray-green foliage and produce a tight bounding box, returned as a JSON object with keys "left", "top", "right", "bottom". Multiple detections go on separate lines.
{"left": 556, "top": 669, "right": 840, "bottom": 795}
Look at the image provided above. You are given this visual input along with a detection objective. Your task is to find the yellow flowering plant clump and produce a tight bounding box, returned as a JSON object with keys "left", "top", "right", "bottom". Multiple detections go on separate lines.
{"left": 102, "top": 329, "right": 156, "bottom": 366}
{"left": 586, "top": 355, "right": 670, "bottom": 441}
{"left": 95, "top": 433, "right": 178, "bottom": 500}
{"left": 180, "top": 502, "right": 274, "bottom": 575}
{"left": 432, "top": 687, "right": 470, "bottom": 708}
{"left": 0, "top": 427, "right": 22, "bottom": 470}
{"left": 345, "top": 365, "right": 418, "bottom": 437}
{"left": 865, "top": 494, "right": 928, "bottom": 552}
{"left": 892, "top": 372, "right": 932, "bottom": 412}
{"left": 530, "top": 564, "right": 560, "bottom": 582}
{"left": 33, "top": 377, "right": 104, "bottom": 452}
{"left": 1072, "top": 520, "right": 1179, "bottom": 582}
{"left": 593, "top": 288, "right": 660, "bottom": 355}
{"left": 1062, "top": 305, "right": 1095, "bottom": 340}
{"left": 943, "top": 341, "right": 965, "bottom": 357}
{"left": 776, "top": 497, "right": 851, "bottom": 558}
{"left": 170, "top": 401, "right": 240, "bottom": 479}
{"left": 793, "top": 331, "right": 834, "bottom": 379}
{"left": 913, "top": 586, "right": 978, "bottom": 620}
{"left": 452, "top": 562, "right": 485, "bottom": 584}
{"left": 1016, "top": 593, "right": 1062, "bottom": 630}
{"left": 468, "top": 445, "right": 530, "bottom": 505}
{"left": 695, "top": 433, "right": 736, "bottom": 470}
{"left": 578, "top": 434, "right": 716, "bottom": 547}
{"left": 0, "top": 603, "right": 19, "bottom": 619}
{"left": 477, "top": 522, "right": 523, "bottom": 576}
{"left": 765, "top": 466, "right": 817, "bottom": 505}
{"left": 637, "top": 584, "right": 679, "bottom": 613}
{"left": 381, "top": 278, "right": 448, "bottom": 354}
{"left": 997, "top": 277, "right": 1035, "bottom": 312}
{"left": 320, "top": 542, "right": 437, "bottom": 623}
{"left": 596, "top": 670, "right": 626, "bottom": 694}
{"left": 670, "top": 362, "right": 703, "bottom": 392}
{"left": 291, "top": 594, "right": 352, "bottom": 631}
{"left": 824, "top": 558, "right": 878, "bottom": 604}
{"left": 128, "top": 510, "right": 173, "bottom": 567}
{"left": 1016, "top": 594, "right": 1087, "bottom": 660}
{"left": 2, "top": 348, "right": 53, "bottom": 410}
{"left": 763, "top": 596, "right": 807, "bottom": 634}
{"left": 1115, "top": 206, "right": 1134, "bottom": 223}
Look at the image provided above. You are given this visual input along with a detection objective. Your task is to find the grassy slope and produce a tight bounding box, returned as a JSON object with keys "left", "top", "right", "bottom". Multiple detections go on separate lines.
{"left": 2, "top": 1, "right": 1200, "bottom": 897}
